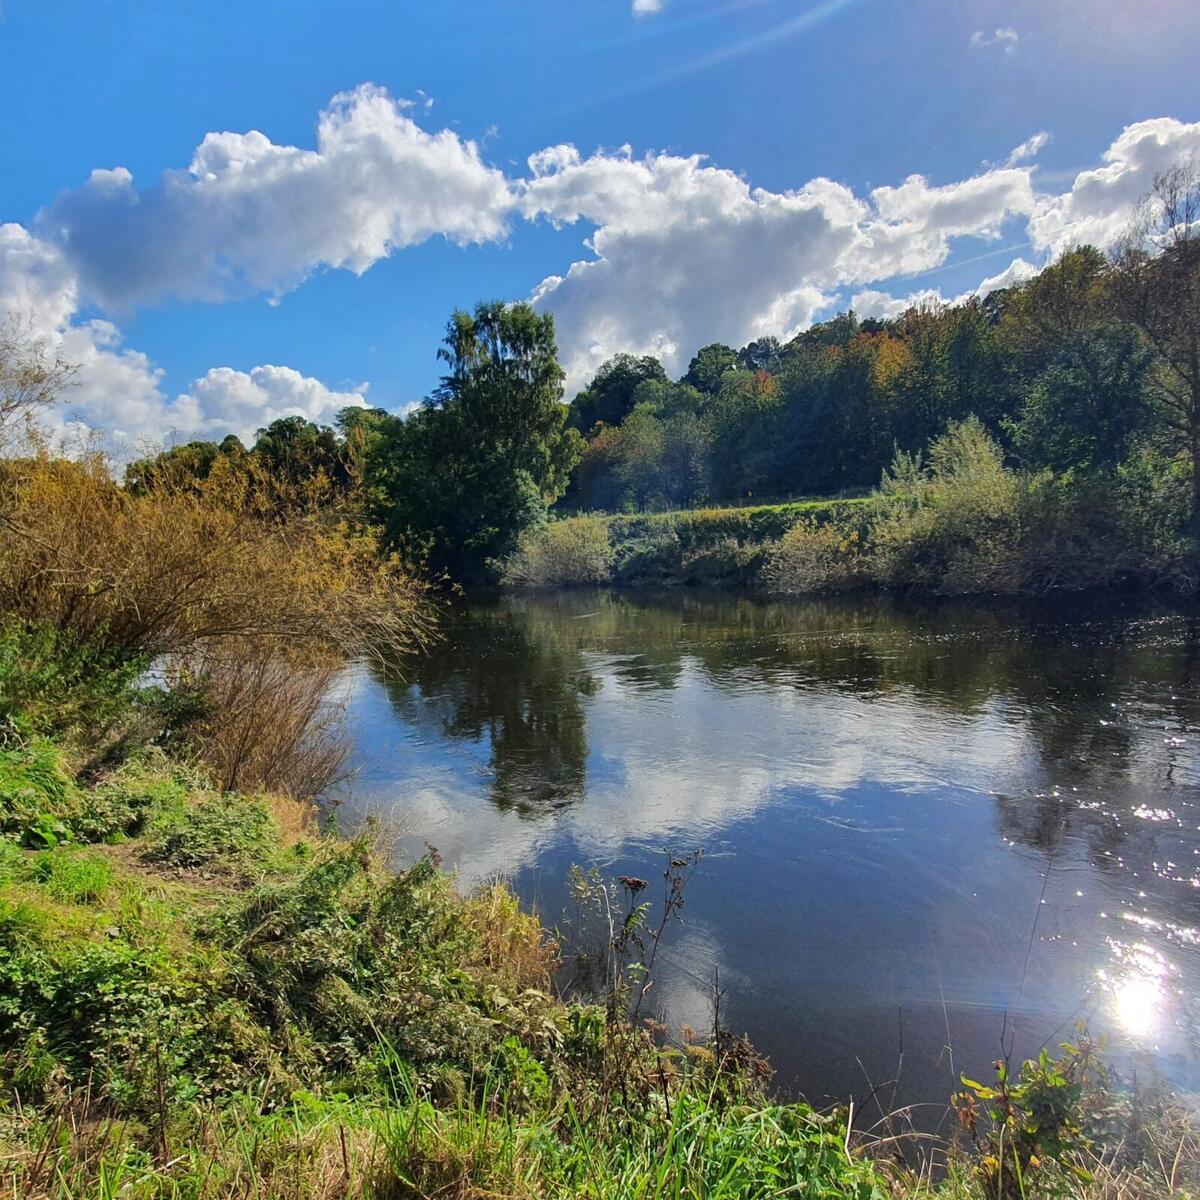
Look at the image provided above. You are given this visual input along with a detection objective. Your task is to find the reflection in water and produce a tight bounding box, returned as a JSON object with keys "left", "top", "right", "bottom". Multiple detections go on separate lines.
{"left": 375, "top": 612, "right": 596, "bottom": 814}
{"left": 330, "top": 590, "right": 1200, "bottom": 1111}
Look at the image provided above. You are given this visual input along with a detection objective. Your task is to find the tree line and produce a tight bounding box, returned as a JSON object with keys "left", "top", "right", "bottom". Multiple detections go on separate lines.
{"left": 123, "top": 165, "right": 1200, "bottom": 584}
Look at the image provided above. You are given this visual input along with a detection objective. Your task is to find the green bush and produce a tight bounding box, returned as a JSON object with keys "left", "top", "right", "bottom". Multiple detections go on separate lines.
{"left": 501, "top": 516, "right": 615, "bottom": 588}
{"left": 0, "top": 621, "right": 148, "bottom": 744}
{"left": 765, "top": 517, "right": 873, "bottom": 594}
{"left": 870, "top": 420, "right": 1198, "bottom": 596}
{"left": 0, "top": 738, "right": 79, "bottom": 848}
{"left": 143, "top": 790, "right": 276, "bottom": 870}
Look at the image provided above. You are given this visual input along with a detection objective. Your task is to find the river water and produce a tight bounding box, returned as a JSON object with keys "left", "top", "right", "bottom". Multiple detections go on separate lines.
{"left": 329, "top": 589, "right": 1200, "bottom": 1115}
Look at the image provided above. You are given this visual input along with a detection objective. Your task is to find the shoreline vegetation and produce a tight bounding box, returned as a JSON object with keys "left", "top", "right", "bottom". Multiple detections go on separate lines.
{"left": 0, "top": 458, "right": 1194, "bottom": 1200}
{"left": 2, "top": 170, "right": 1200, "bottom": 1195}
{"left": 499, "top": 417, "right": 1196, "bottom": 596}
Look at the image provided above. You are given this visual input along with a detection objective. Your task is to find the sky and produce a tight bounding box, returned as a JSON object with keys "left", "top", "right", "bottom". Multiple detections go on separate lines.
{"left": 0, "top": 0, "right": 1197, "bottom": 454}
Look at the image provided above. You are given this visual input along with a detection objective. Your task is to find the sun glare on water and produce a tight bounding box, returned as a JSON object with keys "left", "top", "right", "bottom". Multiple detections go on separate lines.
{"left": 1101, "top": 940, "right": 1173, "bottom": 1040}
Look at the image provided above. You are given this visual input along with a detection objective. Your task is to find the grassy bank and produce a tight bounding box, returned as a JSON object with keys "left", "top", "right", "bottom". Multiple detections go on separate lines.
{"left": 503, "top": 421, "right": 1198, "bottom": 596}
{"left": 502, "top": 498, "right": 873, "bottom": 590}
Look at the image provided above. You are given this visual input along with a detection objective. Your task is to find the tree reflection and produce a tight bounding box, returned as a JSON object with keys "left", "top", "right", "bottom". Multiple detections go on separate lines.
{"left": 374, "top": 604, "right": 596, "bottom": 815}
{"left": 371, "top": 588, "right": 1200, "bottom": 912}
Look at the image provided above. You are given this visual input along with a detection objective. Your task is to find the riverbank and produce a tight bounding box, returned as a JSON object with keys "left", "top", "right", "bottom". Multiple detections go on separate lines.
{"left": 3, "top": 627, "right": 1198, "bottom": 1197}
{"left": 502, "top": 497, "right": 873, "bottom": 590}
{"left": 502, "top": 422, "right": 1199, "bottom": 597}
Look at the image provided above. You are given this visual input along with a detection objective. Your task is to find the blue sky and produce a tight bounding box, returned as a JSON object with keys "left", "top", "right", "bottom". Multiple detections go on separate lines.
{"left": 0, "top": 0, "right": 1196, "bottom": 450}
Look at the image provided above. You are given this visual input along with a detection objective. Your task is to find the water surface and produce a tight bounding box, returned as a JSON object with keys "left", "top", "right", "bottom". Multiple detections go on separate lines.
{"left": 330, "top": 590, "right": 1200, "bottom": 1114}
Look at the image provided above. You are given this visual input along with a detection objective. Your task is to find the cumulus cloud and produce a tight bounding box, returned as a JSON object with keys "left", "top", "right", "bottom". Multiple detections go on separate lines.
{"left": 632, "top": 0, "right": 664, "bottom": 13}
{"left": 39, "top": 84, "right": 513, "bottom": 310}
{"left": 0, "top": 222, "right": 369, "bottom": 455}
{"left": 61, "top": 347, "right": 365, "bottom": 458}
{"left": 1006, "top": 131, "right": 1051, "bottom": 166}
{"left": 521, "top": 147, "right": 1037, "bottom": 388}
{"left": 1030, "top": 117, "right": 1200, "bottom": 255}
{"left": 973, "top": 257, "right": 1039, "bottom": 295}
{"left": 178, "top": 366, "right": 367, "bottom": 444}
{"left": 969, "top": 27, "right": 1019, "bottom": 54}
{"left": 848, "top": 288, "right": 939, "bottom": 320}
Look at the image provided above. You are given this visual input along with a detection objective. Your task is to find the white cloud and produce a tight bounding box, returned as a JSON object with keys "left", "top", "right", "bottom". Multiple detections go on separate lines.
{"left": 632, "top": 0, "right": 664, "bottom": 13}
{"left": 969, "top": 27, "right": 1019, "bottom": 55}
{"left": 1006, "top": 131, "right": 1051, "bottom": 166}
{"left": 521, "top": 148, "right": 1037, "bottom": 389}
{"left": 973, "top": 257, "right": 1038, "bottom": 295}
{"left": 4, "top": 94, "right": 1200, "bottom": 441}
{"left": 1030, "top": 117, "right": 1200, "bottom": 255}
{"left": 39, "top": 84, "right": 513, "bottom": 310}
{"left": 178, "top": 365, "right": 367, "bottom": 445}
{"left": 0, "top": 222, "right": 369, "bottom": 456}
{"left": 849, "top": 288, "right": 942, "bottom": 320}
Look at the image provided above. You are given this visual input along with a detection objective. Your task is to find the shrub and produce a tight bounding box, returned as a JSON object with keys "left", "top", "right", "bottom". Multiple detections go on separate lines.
{"left": 0, "top": 453, "right": 433, "bottom": 798}
{"left": 871, "top": 418, "right": 1027, "bottom": 593}
{"left": 765, "top": 518, "right": 873, "bottom": 594}
{"left": 0, "top": 453, "right": 431, "bottom": 662}
{"left": 501, "top": 517, "right": 614, "bottom": 588}
{"left": 143, "top": 791, "right": 277, "bottom": 871}
{"left": 73, "top": 752, "right": 198, "bottom": 843}
{"left": 166, "top": 647, "right": 349, "bottom": 797}
{"left": 0, "top": 622, "right": 148, "bottom": 746}
{"left": 869, "top": 421, "right": 1198, "bottom": 596}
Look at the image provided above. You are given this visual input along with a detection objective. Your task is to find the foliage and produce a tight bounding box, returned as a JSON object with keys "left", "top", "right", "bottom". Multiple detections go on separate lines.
{"left": 0, "top": 452, "right": 430, "bottom": 797}
{"left": 567, "top": 352, "right": 667, "bottom": 433}
{"left": 765, "top": 516, "right": 872, "bottom": 594}
{"left": 1110, "top": 164, "right": 1200, "bottom": 519}
{"left": 1008, "top": 326, "right": 1151, "bottom": 473}
{"left": 955, "top": 1042, "right": 1101, "bottom": 1199}
{"left": 871, "top": 418, "right": 1028, "bottom": 593}
{"left": 369, "top": 302, "right": 583, "bottom": 581}
{"left": 0, "top": 317, "right": 76, "bottom": 453}
{"left": 0, "top": 452, "right": 430, "bottom": 663}
{"left": 501, "top": 516, "right": 615, "bottom": 588}
{"left": 0, "top": 621, "right": 153, "bottom": 751}
{"left": 142, "top": 790, "right": 278, "bottom": 871}
{"left": 0, "top": 739, "right": 78, "bottom": 849}
{"left": 683, "top": 342, "right": 739, "bottom": 394}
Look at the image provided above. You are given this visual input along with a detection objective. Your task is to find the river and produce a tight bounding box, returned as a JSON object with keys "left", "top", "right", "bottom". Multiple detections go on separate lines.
{"left": 328, "top": 589, "right": 1200, "bottom": 1116}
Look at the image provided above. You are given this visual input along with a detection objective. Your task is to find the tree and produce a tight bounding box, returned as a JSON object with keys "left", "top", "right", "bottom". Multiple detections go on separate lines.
{"left": 704, "top": 370, "right": 784, "bottom": 499}
{"left": 567, "top": 354, "right": 667, "bottom": 433}
{"left": 251, "top": 416, "right": 347, "bottom": 489}
{"left": 124, "top": 439, "right": 226, "bottom": 494}
{"left": 737, "top": 336, "right": 783, "bottom": 374}
{"left": 1008, "top": 327, "right": 1151, "bottom": 473}
{"left": 0, "top": 317, "right": 76, "bottom": 450}
{"left": 1111, "top": 164, "right": 1200, "bottom": 519}
{"left": 682, "top": 343, "right": 738, "bottom": 394}
{"left": 371, "top": 302, "right": 582, "bottom": 579}
{"left": 998, "top": 246, "right": 1111, "bottom": 362}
